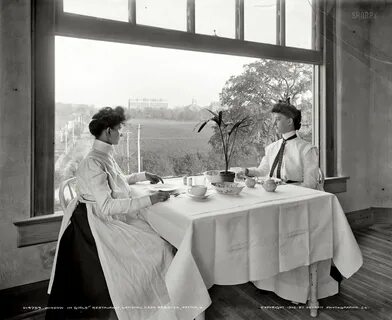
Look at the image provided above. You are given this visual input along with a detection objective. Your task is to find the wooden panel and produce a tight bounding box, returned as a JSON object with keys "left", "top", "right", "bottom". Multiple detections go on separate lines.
{"left": 346, "top": 208, "right": 374, "bottom": 230}
{"left": 279, "top": 0, "right": 285, "bottom": 46}
{"left": 235, "top": 0, "right": 244, "bottom": 40}
{"left": 33, "top": 0, "right": 56, "bottom": 216}
{"left": 14, "top": 214, "right": 62, "bottom": 247}
{"left": 371, "top": 207, "right": 392, "bottom": 224}
{"left": 276, "top": 0, "right": 280, "bottom": 45}
{"left": 55, "top": 12, "right": 323, "bottom": 64}
{"left": 186, "top": 0, "right": 195, "bottom": 33}
{"left": 323, "top": 0, "right": 337, "bottom": 177}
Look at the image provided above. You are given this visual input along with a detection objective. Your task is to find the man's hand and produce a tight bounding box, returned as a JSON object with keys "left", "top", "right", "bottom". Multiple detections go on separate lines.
{"left": 150, "top": 191, "right": 170, "bottom": 205}
{"left": 145, "top": 172, "right": 164, "bottom": 184}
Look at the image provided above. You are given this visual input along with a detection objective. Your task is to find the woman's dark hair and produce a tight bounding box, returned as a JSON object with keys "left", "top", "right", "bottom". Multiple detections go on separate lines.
{"left": 89, "top": 106, "right": 127, "bottom": 138}
{"left": 271, "top": 98, "right": 302, "bottom": 130}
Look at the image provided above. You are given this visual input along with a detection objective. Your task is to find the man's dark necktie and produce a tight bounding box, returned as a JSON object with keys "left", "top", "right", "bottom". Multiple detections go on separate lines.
{"left": 269, "top": 134, "right": 297, "bottom": 179}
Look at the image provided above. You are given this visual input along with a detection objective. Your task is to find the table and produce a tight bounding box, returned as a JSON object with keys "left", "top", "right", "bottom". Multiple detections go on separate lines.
{"left": 133, "top": 179, "right": 363, "bottom": 319}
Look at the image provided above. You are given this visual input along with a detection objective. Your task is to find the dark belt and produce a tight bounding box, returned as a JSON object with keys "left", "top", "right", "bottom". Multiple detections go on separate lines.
{"left": 285, "top": 180, "right": 300, "bottom": 184}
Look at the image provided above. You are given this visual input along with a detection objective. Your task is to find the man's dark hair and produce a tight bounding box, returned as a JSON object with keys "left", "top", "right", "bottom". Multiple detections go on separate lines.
{"left": 271, "top": 99, "right": 302, "bottom": 130}
{"left": 89, "top": 106, "right": 126, "bottom": 138}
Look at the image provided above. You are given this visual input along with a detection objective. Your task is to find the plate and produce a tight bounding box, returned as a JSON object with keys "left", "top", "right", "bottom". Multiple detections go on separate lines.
{"left": 148, "top": 184, "right": 179, "bottom": 193}
{"left": 187, "top": 192, "right": 213, "bottom": 200}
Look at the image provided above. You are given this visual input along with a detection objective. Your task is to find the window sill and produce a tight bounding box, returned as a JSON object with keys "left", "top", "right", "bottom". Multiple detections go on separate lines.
{"left": 14, "top": 213, "right": 63, "bottom": 248}
{"left": 324, "top": 176, "right": 349, "bottom": 194}
{"left": 14, "top": 176, "right": 349, "bottom": 248}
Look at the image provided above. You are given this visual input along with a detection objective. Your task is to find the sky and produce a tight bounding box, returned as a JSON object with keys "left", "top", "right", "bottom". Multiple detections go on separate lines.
{"left": 56, "top": 0, "right": 312, "bottom": 108}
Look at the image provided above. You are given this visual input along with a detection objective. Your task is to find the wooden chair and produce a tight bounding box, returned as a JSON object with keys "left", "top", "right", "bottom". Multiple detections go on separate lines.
{"left": 59, "top": 177, "right": 77, "bottom": 212}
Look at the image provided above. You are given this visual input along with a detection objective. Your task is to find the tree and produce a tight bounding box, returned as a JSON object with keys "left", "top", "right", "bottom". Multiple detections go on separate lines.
{"left": 209, "top": 59, "right": 313, "bottom": 164}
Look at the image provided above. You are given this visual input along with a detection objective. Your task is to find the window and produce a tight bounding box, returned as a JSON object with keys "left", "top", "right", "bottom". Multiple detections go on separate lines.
{"left": 63, "top": 0, "right": 129, "bottom": 22}
{"left": 286, "top": 0, "right": 313, "bottom": 49}
{"left": 137, "top": 0, "right": 187, "bottom": 31}
{"left": 195, "top": 0, "right": 236, "bottom": 38}
{"left": 244, "top": 0, "right": 276, "bottom": 44}
{"left": 34, "top": 0, "right": 324, "bottom": 216}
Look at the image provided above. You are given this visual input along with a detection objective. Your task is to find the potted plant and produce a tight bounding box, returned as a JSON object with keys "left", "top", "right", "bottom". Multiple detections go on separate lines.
{"left": 197, "top": 110, "right": 251, "bottom": 182}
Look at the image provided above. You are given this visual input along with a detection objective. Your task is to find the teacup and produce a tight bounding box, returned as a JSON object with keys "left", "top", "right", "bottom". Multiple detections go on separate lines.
{"left": 188, "top": 185, "right": 207, "bottom": 197}
{"left": 245, "top": 177, "right": 256, "bottom": 188}
{"left": 262, "top": 179, "right": 277, "bottom": 192}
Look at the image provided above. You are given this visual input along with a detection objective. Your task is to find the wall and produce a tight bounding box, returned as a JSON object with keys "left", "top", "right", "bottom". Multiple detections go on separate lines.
{"left": 0, "top": 0, "right": 53, "bottom": 290}
{"left": 334, "top": 0, "right": 372, "bottom": 212}
{"left": 368, "top": 4, "right": 392, "bottom": 207}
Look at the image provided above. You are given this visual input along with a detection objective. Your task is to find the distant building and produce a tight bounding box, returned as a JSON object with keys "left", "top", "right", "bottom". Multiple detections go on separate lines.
{"left": 128, "top": 98, "right": 169, "bottom": 109}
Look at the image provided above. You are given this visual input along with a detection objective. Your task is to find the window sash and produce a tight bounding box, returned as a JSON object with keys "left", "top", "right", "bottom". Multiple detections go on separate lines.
{"left": 32, "top": 0, "right": 328, "bottom": 216}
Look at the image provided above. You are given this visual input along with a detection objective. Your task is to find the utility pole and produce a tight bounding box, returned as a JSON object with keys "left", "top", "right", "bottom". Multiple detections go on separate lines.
{"left": 72, "top": 120, "right": 75, "bottom": 146}
{"left": 126, "top": 131, "right": 131, "bottom": 174}
{"left": 65, "top": 124, "right": 68, "bottom": 154}
{"left": 137, "top": 124, "right": 141, "bottom": 173}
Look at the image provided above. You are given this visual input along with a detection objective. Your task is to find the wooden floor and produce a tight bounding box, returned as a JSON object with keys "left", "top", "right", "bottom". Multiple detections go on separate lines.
{"left": 205, "top": 225, "right": 392, "bottom": 320}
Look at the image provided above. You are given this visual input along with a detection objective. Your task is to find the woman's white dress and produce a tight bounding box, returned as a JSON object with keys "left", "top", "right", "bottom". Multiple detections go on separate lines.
{"left": 48, "top": 139, "right": 174, "bottom": 320}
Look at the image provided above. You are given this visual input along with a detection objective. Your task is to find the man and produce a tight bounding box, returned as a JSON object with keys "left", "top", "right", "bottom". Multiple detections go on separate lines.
{"left": 239, "top": 98, "right": 319, "bottom": 189}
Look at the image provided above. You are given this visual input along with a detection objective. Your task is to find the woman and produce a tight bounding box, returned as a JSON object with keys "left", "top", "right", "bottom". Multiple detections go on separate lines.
{"left": 46, "top": 107, "right": 175, "bottom": 320}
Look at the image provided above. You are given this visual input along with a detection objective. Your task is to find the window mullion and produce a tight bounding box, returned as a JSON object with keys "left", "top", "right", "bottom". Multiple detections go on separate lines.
{"left": 187, "top": 0, "right": 195, "bottom": 33}
{"left": 128, "top": 0, "right": 136, "bottom": 24}
{"left": 235, "top": 0, "right": 244, "bottom": 40}
{"left": 280, "top": 0, "right": 286, "bottom": 46}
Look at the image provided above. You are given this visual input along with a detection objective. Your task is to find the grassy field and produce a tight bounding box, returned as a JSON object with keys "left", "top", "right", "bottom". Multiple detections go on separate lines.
{"left": 120, "top": 118, "right": 214, "bottom": 156}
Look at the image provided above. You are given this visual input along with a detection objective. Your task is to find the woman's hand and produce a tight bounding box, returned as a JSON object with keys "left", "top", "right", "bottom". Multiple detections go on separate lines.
{"left": 145, "top": 172, "right": 164, "bottom": 184}
{"left": 150, "top": 191, "right": 170, "bottom": 205}
{"left": 236, "top": 168, "right": 249, "bottom": 179}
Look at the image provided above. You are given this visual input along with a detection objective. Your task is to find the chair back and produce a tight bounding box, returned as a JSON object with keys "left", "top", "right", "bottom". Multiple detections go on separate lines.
{"left": 59, "top": 177, "right": 77, "bottom": 212}
{"left": 317, "top": 168, "right": 325, "bottom": 190}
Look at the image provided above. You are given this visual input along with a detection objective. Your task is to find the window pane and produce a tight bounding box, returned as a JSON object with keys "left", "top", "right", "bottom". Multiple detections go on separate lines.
{"left": 286, "top": 0, "right": 313, "bottom": 49}
{"left": 137, "top": 0, "right": 186, "bottom": 31}
{"left": 195, "top": 0, "right": 235, "bottom": 38}
{"left": 55, "top": 36, "right": 313, "bottom": 212}
{"left": 63, "top": 0, "right": 128, "bottom": 22}
{"left": 244, "top": 0, "right": 276, "bottom": 44}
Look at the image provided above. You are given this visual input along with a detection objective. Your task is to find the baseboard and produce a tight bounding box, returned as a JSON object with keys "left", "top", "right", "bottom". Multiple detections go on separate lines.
{"left": 346, "top": 206, "right": 392, "bottom": 229}
{"left": 371, "top": 207, "right": 392, "bottom": 224}
{"left": 0, "top": 280, "right": 48, "bottom": 320}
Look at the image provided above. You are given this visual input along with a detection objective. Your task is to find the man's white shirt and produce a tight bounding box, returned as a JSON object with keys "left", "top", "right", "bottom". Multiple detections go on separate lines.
{"left": 247, "top": 131, "right": 319, "bottom": 189}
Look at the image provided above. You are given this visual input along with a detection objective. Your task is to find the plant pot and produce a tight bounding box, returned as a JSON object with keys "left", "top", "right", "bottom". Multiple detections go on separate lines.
{"left": 219, "top": 171, "right": 235, "bottom": 182}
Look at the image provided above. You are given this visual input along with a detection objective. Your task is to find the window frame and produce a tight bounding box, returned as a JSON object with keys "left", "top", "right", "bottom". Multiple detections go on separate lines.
{"left": 32, "top": 0, "right": 332, "bottom": 217}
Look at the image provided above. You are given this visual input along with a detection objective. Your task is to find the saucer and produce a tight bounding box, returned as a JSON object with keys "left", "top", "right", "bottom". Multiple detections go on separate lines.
{"left": 187, "top": 192, "right": 212, "bottom": 200}
{"left": 148, "top": 184, "right": 178, "bottom": 193}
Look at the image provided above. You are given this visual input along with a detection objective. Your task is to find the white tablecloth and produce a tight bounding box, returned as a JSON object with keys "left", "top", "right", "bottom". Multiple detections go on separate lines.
{"left": 133, "top": 180, "right": 363, "bottom": 320}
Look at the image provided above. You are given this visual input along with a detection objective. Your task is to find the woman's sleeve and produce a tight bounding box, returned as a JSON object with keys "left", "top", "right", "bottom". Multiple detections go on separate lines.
{"left": 83, "top": 158, "right": 152, "bottom": 216}
{"left": 125, "top": 172, "right": 147, "bottom": 185}
{"left": 300, "top": 147, "right": 319, "bottom": 189}
{"left": 247, "top": 145, "right": 270, "bottom": 177}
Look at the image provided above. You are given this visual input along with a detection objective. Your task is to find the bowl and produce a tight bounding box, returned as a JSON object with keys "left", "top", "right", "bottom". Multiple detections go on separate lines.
{"left": 188, "top": 185, "right": 207, "bottom": 197}
{"left": 204, "top": 170, "right": 222, "bottom": 183}
{"left": 212, "top": 182, "right": 245, "bottom": 195}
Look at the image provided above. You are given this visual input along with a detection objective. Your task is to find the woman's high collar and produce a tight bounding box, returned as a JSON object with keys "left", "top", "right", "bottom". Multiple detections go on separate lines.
{"left": 92, "top": 139, "right": 114, "bottom": 155}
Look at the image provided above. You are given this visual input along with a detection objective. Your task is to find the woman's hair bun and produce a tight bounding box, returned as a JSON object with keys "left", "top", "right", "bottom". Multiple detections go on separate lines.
{"left": 88, "top": 106, "right": 127, "bottom": 138}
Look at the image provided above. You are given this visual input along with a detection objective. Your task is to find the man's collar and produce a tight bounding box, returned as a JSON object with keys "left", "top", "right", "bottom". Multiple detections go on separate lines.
{"left": 282, "top": 130, "right": 297, "bottom": 140}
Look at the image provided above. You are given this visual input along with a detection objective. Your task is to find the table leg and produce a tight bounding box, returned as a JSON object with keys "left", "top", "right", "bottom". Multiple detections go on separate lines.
{"left": 194, "top": 311, "right": 205, "bottom": 320}
{"left": 309, "top": 263, "right": 319, "bottom": 317}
